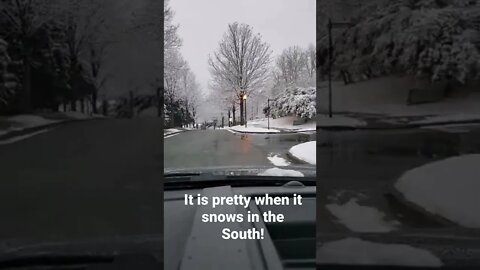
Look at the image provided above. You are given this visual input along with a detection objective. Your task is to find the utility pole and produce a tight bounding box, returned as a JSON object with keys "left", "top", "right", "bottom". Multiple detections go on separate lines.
{"left": 328, "top": 18, "right": 333, "bottom": 118}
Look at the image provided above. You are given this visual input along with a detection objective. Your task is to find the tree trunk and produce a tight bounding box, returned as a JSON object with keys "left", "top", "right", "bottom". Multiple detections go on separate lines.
{"left": 227, "top": 110, "right": 231, "bottom": 127}
{"left": 80, "top": 98, "right": 85, "bottom": 113}
{"left": 71, "top": 99, "right": 77, "bottom": 111}
{"left": 91, "top": 91, "right": 98, "bottom": 114}
{"left": 239, "top": 98, "right": 244, "bottom": 125}
{"left": 63, "top": 102, "right": 67, "bottom": 112}
{"left": 232, "top": 104, "right": 236, "bottom": 126}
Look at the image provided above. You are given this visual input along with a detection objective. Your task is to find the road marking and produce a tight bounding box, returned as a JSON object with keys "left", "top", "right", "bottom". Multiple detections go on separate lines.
{"left": 0, "top": 129, "right": 50, "bottom": 145}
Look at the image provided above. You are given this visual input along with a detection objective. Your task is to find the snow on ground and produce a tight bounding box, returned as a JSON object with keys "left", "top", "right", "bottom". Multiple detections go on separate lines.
{"left": 0, "top": 129, "right": 50, "bottom": 145}
{"left": 318, "top": 76, "right": 480, "bottom": 118}
{"left": 228, "top": 125, "right": 280, "bottom": 133}
{"left": 258, "top": 167, "right": 304, "bottom": 177}
{"left": 164, "top": 133, "right": 180, "bottom": 139}
{"left": 325, "top": 198, "right": 399, "bottom": 233}
{"left": 164, "top": 128, "right": 182, "bottom": 136}
{"left": 395, "top": 154, "right": 480, "bottom": 228}
{"left": 288, "top": 141, "right": 316, "bottom": 165}
{"left": 248, "top": 116, "right": 316, "bottom": 131}
{"left": 267, "top": 154, "right": 291, "bottom": 167}
{"left": 317, "top": 238, "right": 443, "bottom": 267}
{"left": 7, "top": 115, "right": 60, "bottom": 129}
{"left": 317, "top": 114, "right": 366, "bottom": 127}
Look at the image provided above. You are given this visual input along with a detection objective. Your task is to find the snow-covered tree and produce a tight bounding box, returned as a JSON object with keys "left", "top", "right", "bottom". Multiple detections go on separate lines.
{"left": 164, "top": 0, "right": 181, "bottom": 53}
{"left": 0, "top": 38, "right": 16, "bottom": 106}
{"left": 332, "top": 0, "right": 480, "bottom": 84}
{"left": 208, "top": 22, "right": 272, "bottom": 125}
{"left": 268, "top": 86, "right": 316, "bottom": 120}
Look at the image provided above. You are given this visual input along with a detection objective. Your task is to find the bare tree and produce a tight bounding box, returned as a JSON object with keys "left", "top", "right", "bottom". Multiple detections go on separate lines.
{"left": 164, "top": 0, "right": 181, "bottom": 52}
{"left": 208, "top": 22, "right": 272, "bottom": 124}
{"left": 275, "top": 46, "right": 307, "bottom": 85}
{"left": 305, "top": 43, "right": 316, "bottom": 81}
{"left": 59, "top": 0, "right": 110, "bottom": 112}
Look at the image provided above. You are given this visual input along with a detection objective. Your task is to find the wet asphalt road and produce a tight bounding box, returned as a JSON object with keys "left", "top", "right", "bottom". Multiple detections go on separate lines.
{"left": 0, "top": 118, "right": 163, "bottom": 243}
{"left": 317, "top": 124, "right": 480, "bottom": 233}
{"left": 164, "top": 129, "right": 316, "bottom": 170}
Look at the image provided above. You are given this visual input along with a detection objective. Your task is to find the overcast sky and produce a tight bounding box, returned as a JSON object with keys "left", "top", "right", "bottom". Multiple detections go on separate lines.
{"left": 169, "top": 0, "right": 316, "bottom": 95}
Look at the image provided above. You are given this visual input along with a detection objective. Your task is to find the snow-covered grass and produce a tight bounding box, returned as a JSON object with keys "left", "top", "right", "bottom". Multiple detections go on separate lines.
{"left": 228, "top": 125, "right": 280, "bottom": 133}
{"left": 318, "top": 76, "right": 480, "bottom": 118}
{"left": 317, "top": 238, "right": 443, "bottom": 267}
{"left": 395, "top": 155, "right": 480, "bottom": 228}
{"left": 326, "top": 198, "right": 399, "bottom": 233}
{"left": 288, "top": 141, "right": 316, "bottom": 165}
{"left": 0, "top": 112, "right": 101, "bottom": 139}
{"left": 164, "top": 128, "right": 183, "bottom": 136}
{"left": 248, "top": 116, "right": 316, "bottom": 131}
{"left": 7, "top": 115, "right": 60, "bottom": 129}
{"left": 317, "top": 114, "right": 366, "bottom": 127}
{"left": 267, "top": 154, "right": 291, "bottom": 167}
{"left": 258, "top": 167, "right": 304, "bottom": 177}
{"left": 0, "top": 129, "right": 50, "bottom": 145}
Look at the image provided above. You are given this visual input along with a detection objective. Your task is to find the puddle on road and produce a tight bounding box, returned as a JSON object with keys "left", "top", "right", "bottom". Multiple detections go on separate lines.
{"left": 234, "top": 133, "right": 316, "bottom": 166}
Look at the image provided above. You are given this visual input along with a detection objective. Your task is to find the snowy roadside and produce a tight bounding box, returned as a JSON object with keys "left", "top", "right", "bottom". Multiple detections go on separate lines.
{"left": 247, "top": 116, "right": 316, "bottom": 132}
{"left": 227, "top": 125, "right": 281, "bottom": 134}
{"left": 394, "top": 154, "right": 480, "bottom": 229}
{"left": 288, "top": 141, "right": 316, "bottom": 165}
{"left": 317, "top": 76, "right": 480, "bottom": 128}
{"left": 0, "top": 112, "right": 102, "bottom": 141}
{"left": 164, "top": 128, "right": 187, "bottom": 138}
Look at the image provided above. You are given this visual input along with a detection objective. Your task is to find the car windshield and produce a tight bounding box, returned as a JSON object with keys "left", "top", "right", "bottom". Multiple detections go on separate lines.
{"left": 163, "top": 0, "right": 317, "bottom": 178}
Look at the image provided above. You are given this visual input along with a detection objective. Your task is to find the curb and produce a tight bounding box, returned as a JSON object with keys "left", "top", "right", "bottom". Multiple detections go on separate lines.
{"left": 385, "top": 186, "right": 457, "bottom": 227}
{"left": 164, "top": 130, "right": 185, "bottom": 137}
{"left": 317, "top": 119, "right": 480, "bottom": 131}
{"left": 226, "top": 128, "right": 307, "bottom": 135}
{"left": 285, "top": 151, "right": 310, "bottom": 165}
{"left": 0, "top": 119, "right": 86, "bottom": 141}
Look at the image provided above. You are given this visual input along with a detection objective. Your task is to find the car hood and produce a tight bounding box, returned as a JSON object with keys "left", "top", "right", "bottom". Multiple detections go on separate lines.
{"left": 164, "top": 165, "right": 316, "bottom": 177}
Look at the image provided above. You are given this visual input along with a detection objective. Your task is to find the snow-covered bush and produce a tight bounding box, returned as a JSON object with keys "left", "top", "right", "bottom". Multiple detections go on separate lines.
{"left": 267, "top": 86, "right": 316, "bottom": 119}
{"left": 0, "top": 38, "right": 16, "bottom": 106}
{"left": 332, "top": 0, "right": 480, "bottom": 84}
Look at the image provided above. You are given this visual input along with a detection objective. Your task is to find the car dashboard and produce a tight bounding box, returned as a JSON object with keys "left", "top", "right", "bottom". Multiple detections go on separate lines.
{"left": 164, "top": 184, "right": 316, "bottom": 270}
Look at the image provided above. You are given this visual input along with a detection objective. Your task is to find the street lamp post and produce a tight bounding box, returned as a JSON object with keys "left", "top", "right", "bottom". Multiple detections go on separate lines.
{"left": 243, "top": 94, "right": 247, "bottom": 128}
{"left": 267, "top": 98, "right": 273, "bottom": 130}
